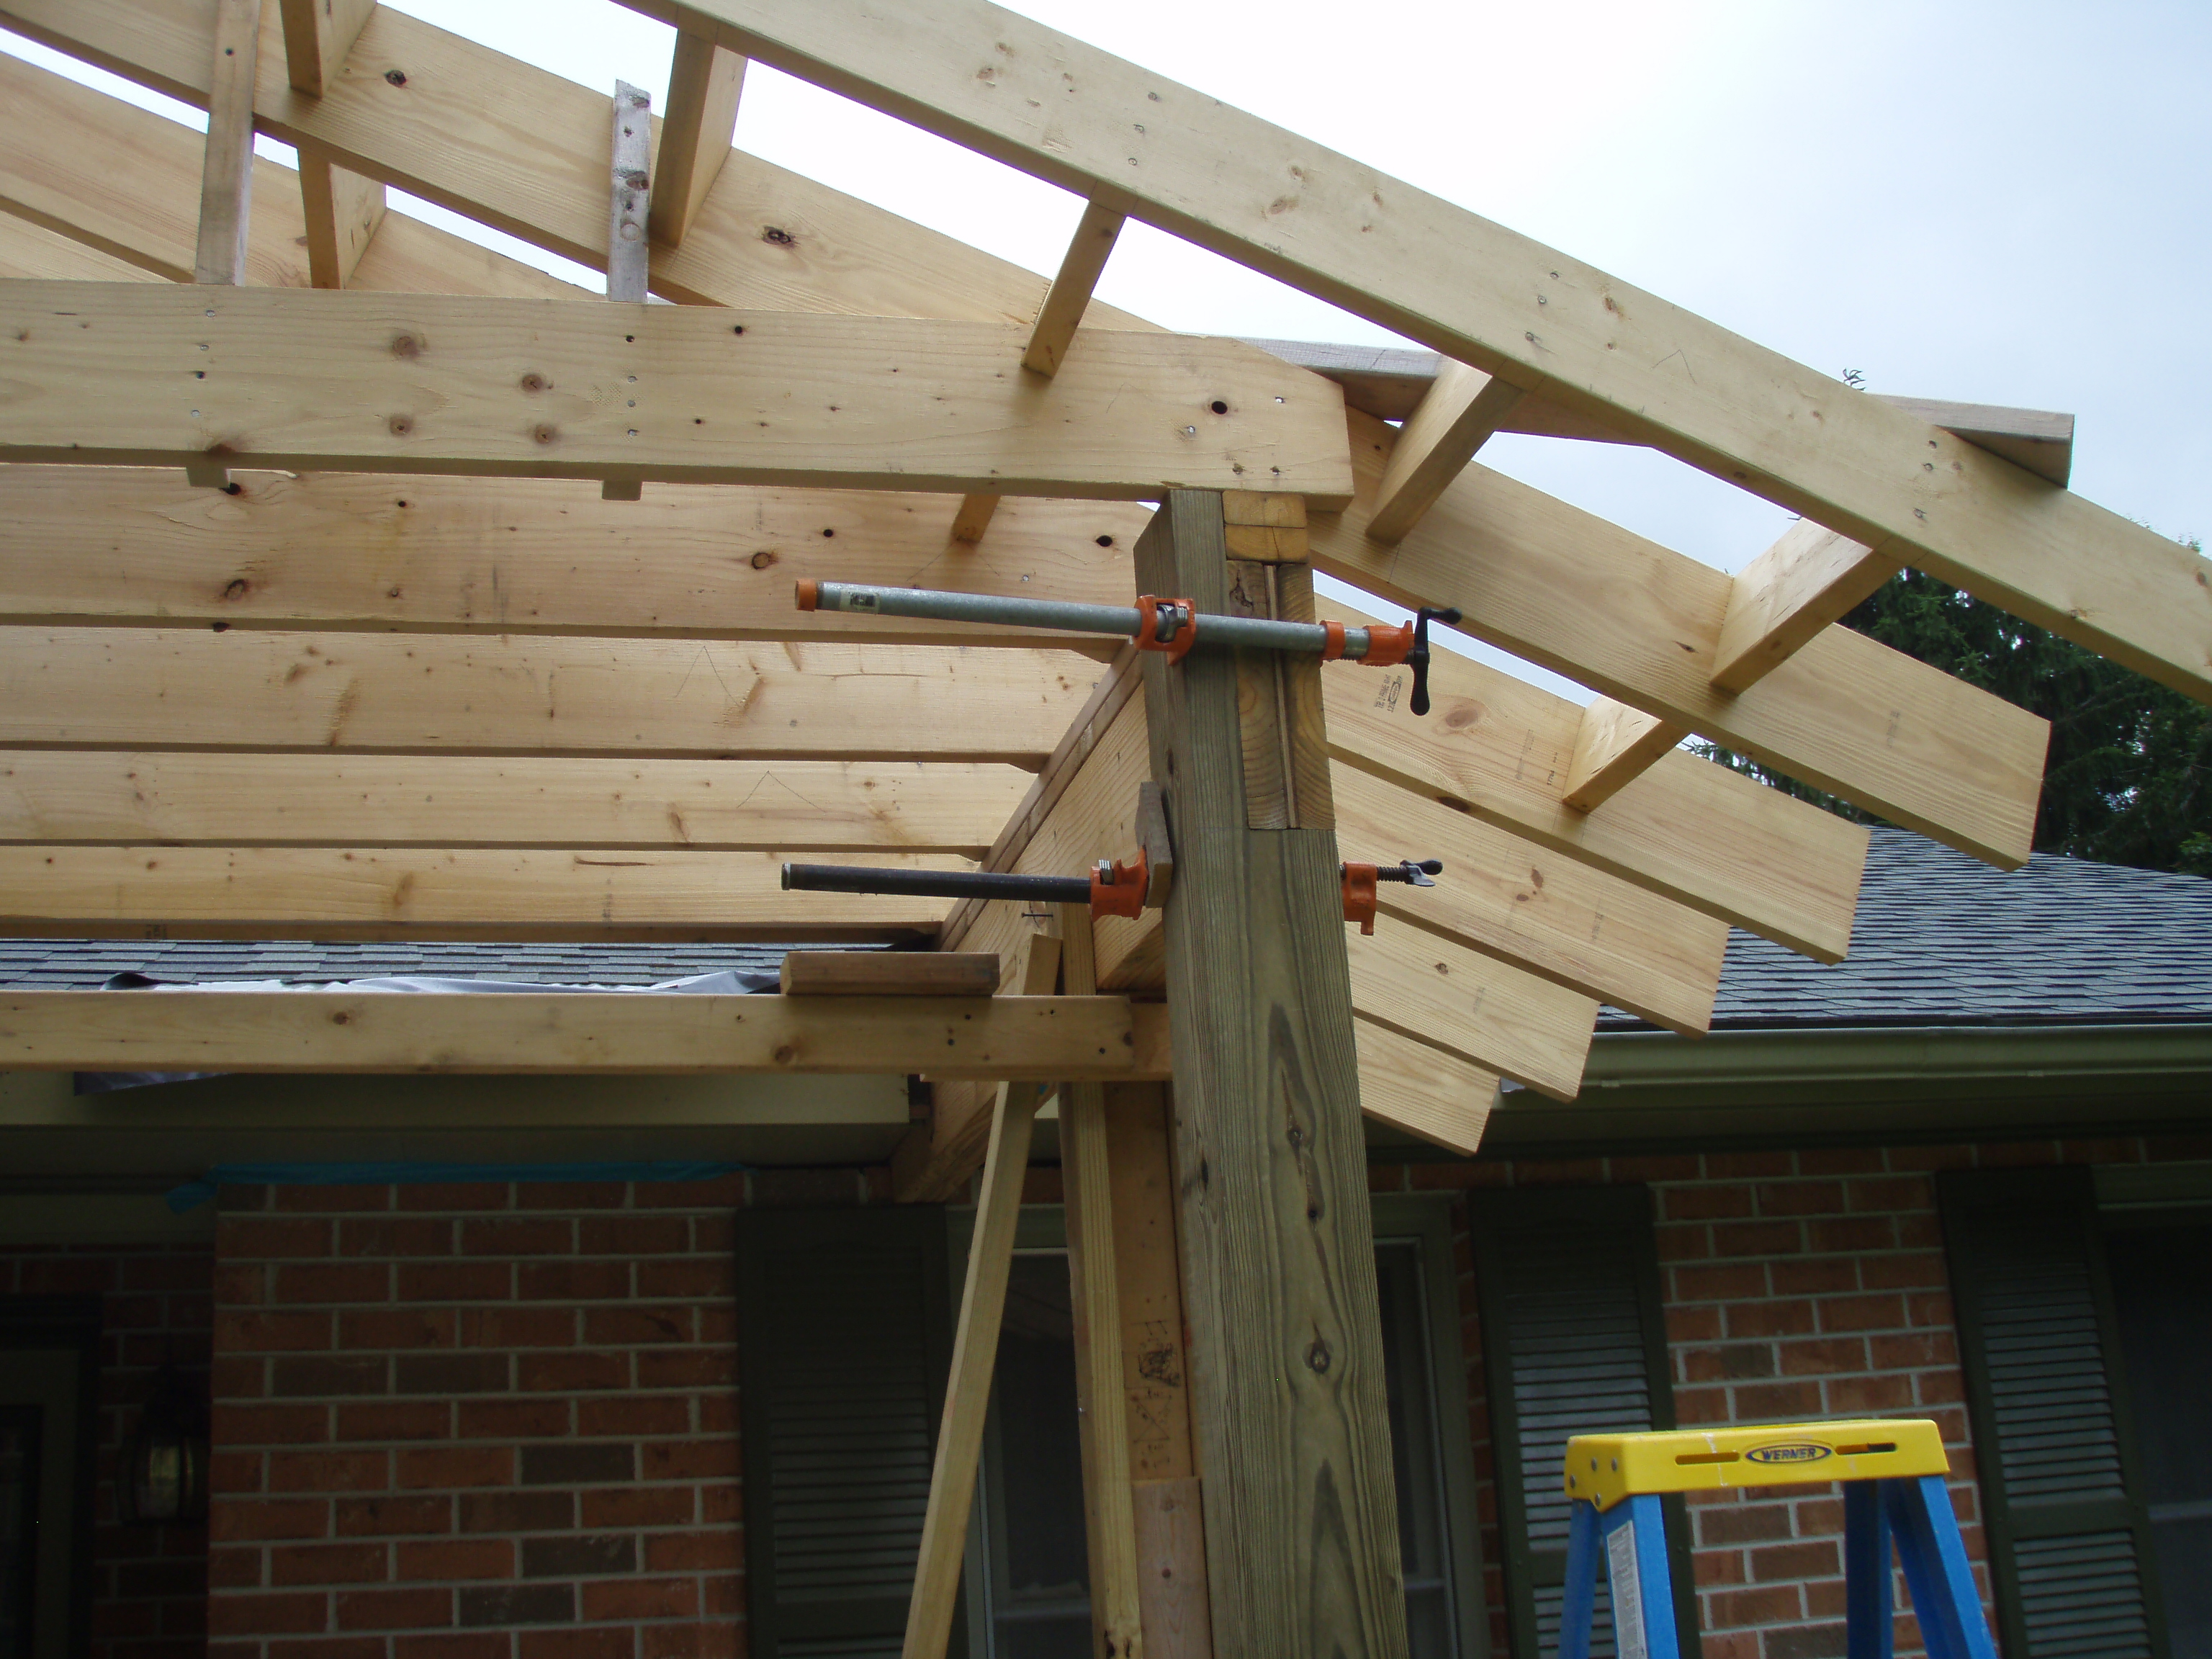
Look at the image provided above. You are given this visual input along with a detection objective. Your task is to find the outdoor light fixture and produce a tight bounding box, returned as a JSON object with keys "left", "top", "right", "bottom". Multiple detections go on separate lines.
{"left": 120, "top": 1362, "right": 206, "bottom": 1527}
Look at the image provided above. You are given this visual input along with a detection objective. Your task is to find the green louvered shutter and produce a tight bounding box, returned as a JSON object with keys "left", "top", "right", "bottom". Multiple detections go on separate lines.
{"left": 1472, "top": 1185, "right": 1699, "bottom": 1659}
{"left": 737, "top": 1208, "right": 956, "bottom": 1658}
{"left": 1938, "top": 1166, "right": 2170, "bottom": 1659}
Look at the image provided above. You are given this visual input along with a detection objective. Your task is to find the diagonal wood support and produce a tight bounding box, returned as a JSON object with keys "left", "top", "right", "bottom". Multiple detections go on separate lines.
{"left": 650, "top": 32, "right": 746, "bottom": 250}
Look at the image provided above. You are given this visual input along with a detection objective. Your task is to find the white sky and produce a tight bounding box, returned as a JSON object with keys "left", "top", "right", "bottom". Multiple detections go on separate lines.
{"left": 7, "top": 0, "right": 2207, "bottom": 704}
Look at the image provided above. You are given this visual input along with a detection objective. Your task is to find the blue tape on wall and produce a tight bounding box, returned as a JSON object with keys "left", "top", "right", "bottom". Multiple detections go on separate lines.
{"left": 164, "top": 1161, "right": 746, "bottom": 1214}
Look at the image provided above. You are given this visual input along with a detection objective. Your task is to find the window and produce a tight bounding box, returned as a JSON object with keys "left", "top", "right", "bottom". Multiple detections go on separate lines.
{"left": 0, "top": 1297, "right": 99, "bottom": 1659}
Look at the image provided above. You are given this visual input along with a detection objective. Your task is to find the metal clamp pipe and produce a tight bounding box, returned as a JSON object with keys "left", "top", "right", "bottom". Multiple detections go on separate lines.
{"left": 781, "top": 863, "right": 1090, "bottom": 905}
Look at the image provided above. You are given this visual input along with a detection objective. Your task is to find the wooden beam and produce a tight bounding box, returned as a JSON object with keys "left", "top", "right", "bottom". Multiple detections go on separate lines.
{"left": 946, "top": 492, "right": 999, "bottom": 547}
{"left": 0, "top": 845, "right": 965, "bottom": 941}
{"left": 0, "top": 628, "right": 1099, "bottom": 764}
{"left": 297, "top": 141, "right": 385, "bottom": 287}
{"left": 0, "top": 280, "right": 1349, "bottom": 503}
{"left": 0, "top": 216, "right": 150, "bottom": 282}
{"left": 1133, "top": 490, "right": 1406, "bottom": 1656}
{"left": 1351, "top": 1017, "right": 1496, "bottom": 1156}
{"left": 1365, "top": 361, "right": 1522, "bottom": 544}
{"left": 780, "top": 951, "right": 998, "bottom": 995}
{"left": 275, "top": 0, "right": 374, "bottom": 97}
{"left": 0, "top": 752, "right": 1028, "bottom": 856}
{"left": 1315, "top": 413, "right": 2048, "bottom": 868}
{"left": 1025, "top": 199, "right": 1125, "bottom": 377}
{"left": 902, "top": 1040, "right": 1038, "bottom": 1659}
{"left": 1056, "top": 904, "right": 1146, "bottom": 1659}
{"left": 1561, "top": 698, "right": 1689, "bottom": 813}
{"left": 193, "top": 0, "right": 262, "bottom": 287}
{"left": 1711, "top": 521, "right": 1903, "bottom": 695}
{"left": 625, "top": 0, "right": 2212, "bottom": 700}
{"left": 0, "top": 990, "right": 1169, "bottom": 1079}
{"left": 0, "top": 467, "right": 1143, "bottom": 654}
{"left": 649, "top": 33, "right": 745, "bottom": 250}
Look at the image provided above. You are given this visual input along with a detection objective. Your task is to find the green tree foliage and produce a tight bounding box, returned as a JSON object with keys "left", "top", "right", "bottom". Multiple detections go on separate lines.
{"left": 1695, "top": 556, "right": 2212, "bottom": 876}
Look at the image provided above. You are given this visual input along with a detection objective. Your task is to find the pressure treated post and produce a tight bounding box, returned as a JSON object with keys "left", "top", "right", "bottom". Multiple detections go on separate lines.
{"left": 1132, "top": 489, "right": 1408, "bottom": 1658}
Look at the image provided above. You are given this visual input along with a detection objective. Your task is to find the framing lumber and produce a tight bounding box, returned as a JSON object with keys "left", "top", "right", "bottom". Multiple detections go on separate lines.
{"left": 0, "top": 281, "right": 1351, "bottom": 503}
{"left": 1134, "top": 489, "right": 1406, "bottom": 1657}
{"left": 628, "top": 0, "right": 2212, "bottom": 699}
{"left": 649, "top": 33, "right": 745, "bottom": 250}
{"left": 1365, "top": 361, "right": 1522, "bottom": 545}
{"left": 275, "top": 0, "right": 374, "bottom": 97}
{"left": 1026, "top": 199, "right": 1126, "bottom": 377}
{"left": 780, "top": 952, "right": 999, "bottom": 996}
{"left": 1712, "top": 521, "right": 1902, "bottom": 695}
{"left": 0, "top": 467, "right": 1145, "bottom": 653}
{"left": 1561, "top": 699, "right": 1689, "bottom": 814}
{"left": 1315, "top": 413, "right": 2048, "bottom": 868}
{"left": 1352, "top": 1017, "right": 1497, "bottom": 1157}
{"left": 1057, "top": 904, "right": 1146, "bottom": 1659}
{"left": 297, "top": 142, "right": 386, "bottom": 288}
{"left": 0, "top": 628, "right": 1100, "bottom": 765}
{"left": 0, "top": 752, "right": 1028, "bottom": 855}
{"left": 193, "top": 0, "right": 261, "bottom": 287}
{"left": 0, "top": 217, "right": 147, "bottom": 282}
{"left": 0, "top": 991, "right": 1169, "bottom": 1079}
{"left": 903, "top": 1059, "right": 1035, "bottom": 1659}
{"left": 0, "top": 846, "right": 965, "bottom": 942}
{"left": 946, "top": 492, "right": 998, "bottom": 547}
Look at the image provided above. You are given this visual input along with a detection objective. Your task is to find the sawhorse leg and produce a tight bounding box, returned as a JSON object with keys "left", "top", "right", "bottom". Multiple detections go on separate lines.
{"left": 1558, "top": 1496, "right": 1680, "bottom": 1659}
{"left": 1844, "top": 1480, "right": 1892, "bottom": 1659}
{"left": 1883, "top": 1475, "right": 1997, "bottom": 1659}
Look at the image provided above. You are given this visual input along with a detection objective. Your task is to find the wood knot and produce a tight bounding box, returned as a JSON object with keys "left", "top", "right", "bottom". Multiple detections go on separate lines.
{"left": 382, "top": 68, "right": 407, "bottom": 86}
{"left": 532, "top": 424, "right": 558, "bottom": 445}
{"left": 518, "top": 372, "right": 548, "bottom": 393}
{"left": 760, "top": 226, "right": 797, "bottom": 247}
{"left": 749, "top": 550, "right": 778, "bottom": 570}
{"left": 1304, "top": 1339, "right": 1331, "bottom": 1374}
{"left": 221, "top": 577, "right": 250, "bottom": 601}
{"left": 387, "top": 415, "right": 413, "bottom": 437}
{"left": 390, "top": 333, "right": 421, "bottom": 359}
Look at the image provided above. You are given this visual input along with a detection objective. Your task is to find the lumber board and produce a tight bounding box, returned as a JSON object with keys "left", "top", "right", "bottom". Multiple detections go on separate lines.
{"left": 0, "top": 281, "right": 1351, "bottom": 503}
{"left": 631, "top": 0, "right": 2212, "bottom": 699}
{"left": 297, "top": 142, "right": 386, "bottom": 288}
{"left": 1366, "top": 361, "right": 1521, "bottom": 545}
{"left": 650, "top": 33, "right": 745, "bottom": 249}
{"left": 1561, "top": 698, "right": 1689, "bottom": 813}
{"left": 1025, "top": 199, "right": 1125, "bottom": 377}
{"left": 193, "top": 0, "right": 261, "bottom": 287}
{"left": 0, "top": 751, "right": 1027, "bottom": 855}
{"left": 1350, "top": 1016, "right": 1496, "bottom": 1157}
{"left": 946, "top": 492, "right": 999, "bottom": 547}
{"left": 0, "top": 467, "right": 1146, "bottom": 652}
{"left": 274, "top": 0, "right": 372, "bottom": 96}
{"left": 1344, "top": 922, "right": 1595, "bottom": 1102}
{"left": 1711, "top": 521, "right": 1902, "bottom": 695}
{"left": 779, "top": 951, "right": 998, "bottom": 996}
{"left": 0, "top": 627, "right": 1099, "bottom": 764}
{"left": 0, "top": 845, "right": 966, "bottom": 941}
{"left": 1135, "top": 490, "right": 1406, "bottom": 1658}
{"left": 1314, "top": 412, "right": 2048, "bottom": 868}
{"left": 0, "top": 991, "right": 1166, "bottom": 1079}
{"left": 1133, "top": 1478, "right": 1213, "bottom": 1659}
{"left": 0, "top": 216, "right": 150, "bottom": 283}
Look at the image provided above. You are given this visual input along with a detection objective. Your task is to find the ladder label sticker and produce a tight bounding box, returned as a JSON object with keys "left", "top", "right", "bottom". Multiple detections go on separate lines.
{"left": 1606, "top": 1521, "right": 1648, "bottom": 1659}
{"left": 1748, "top": 1442, "right": 1832, "bottom": 1465}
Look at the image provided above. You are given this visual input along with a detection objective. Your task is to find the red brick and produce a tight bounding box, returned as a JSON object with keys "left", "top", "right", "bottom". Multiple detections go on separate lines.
{"left": 1692, "top": 1549, "right": 1745, "bottom": 1588}
{"left": 1825, "top": 1373, "right": 1915, "bottom": 1414}
{"left": 274, "top": 1186, "right": 392, "bottom": 1213}
{"left": 516, "top": 1262, "right": 631, "bottom": 1302}
{"left": 339, "top": 1309, "right": 458, "bottom": 1352}
{"left": 1914, "top": 1369, "right": 1966, "bottom": 1406}
{"left": 338, "top": 1219, "right": 453, "bottom": 1259}
{"left": 582, "top": 1579, "right": 698, "bottom": 1622}
{"left": 1753, "top": 1181, "right": 1846, "bottom": 1218}
{"left": 267, "top": 1450, "right": 390, "bottom": 1493}
{"left": 269, "top": 1543, "right": 389, "bottom": 1587}
{"left": 634, "top": 1259, "right": 736, "bottom": 1300}
{"left": 215, "top": 1263, "right": 266, "bottom": 1306}
{"left": 1869, "top": 1329, "right": 1956, "bottom": 1370}
{"left": 696, "top": 1393, "right": 736, "bottom": 1436}
{"left": 575, "top": 1395, "right": 688, "bottom": 1439}
{"left": 212, "top": 1449, "right": 266, "bottom": 1495}
{"left": 396, "top": 1635, "right": 512, "bottom": 1659}
{"left": 264, "top": 1640, "right": 387, "bottom": 1659}
{"left": 207, "top": 1591, "right": 328, "bottom": 1637}
{"left": 208, "top": 1545, "right": 263, "bottom": 1591}
{"left": 1654, "top": 1223, "right": 1712, "bottom": 1263}
{"left": 1672, "top": 1262, "right": 1768, "bottom": 1302}
{"left": 1682, "top": 1344, "right": 1776, "bottom": 1382}
{"left": 699, "top": 1574, "right": 742, "bottom": 1617}
{"left": 698, "top": 1485, "right": 741, "bottom": 1527}
{"left": 458, "top": 1218, "right": 574, "bottom": 1257}
{"left": 583, "top": 1488, "right": 694, "bottom": 1529}
{"left": 696, "top": 1305, "right": 735, "bottom": 1346}
{"left": 1884, "top": 1143, "right": 1978, "bottom": 1172}
{"left": 1694, "top": 1501, "right": 1794, "bottom": 1546}
{"left": 1776, "top": 1336, "right": 1868, "bottom": 1376}
{"left": 1750, "top": 1538, "right": 1840, "bottom": 1581}
{"left": 1907, "top": 1290, "right": 1954, "bottom": 1327}
{"left": 274, "top": 1264, "right": 392, "bottom": 1305}
{"left": 459, "top": 1491, "right": 573, "bottom": 1534}
{"left": 217, "top": 1403, "right": 331, "bottom": 1447}
{"left": 1794, "top": 1148, "right": 1889, "bottom": 1177}
{"left": 1895, "top": 1213, "right": 1945, "bottom": 1250}
{"left": 634, "top": 1351, "right": 734, "bottom": 1392}
{"left": 395, "top": 1447, "right": 516, "bottom": 1491}
{"left": 1695, "top": 1632, "right": 1761, "bottom": 1659}
{"left": 335, "top": 1497, "right": 453, "bottom": 1538}
{"left": 642, "top": 1533, "right": 740, "bottom": 1573}
{"left": 221, "top": 1218, "right": 335, "bottom": 1259}
{"left": 632, "top": 1174, "right": 746, "bottom": 1208}
{"left": 336, "top": 1401, "right": 450, "bottom": 1443}
{"left": 688, "top": 1215, "right": 736, "bottom": 1253}
{"left": 581, "top": 1307, "right": 693, "bottom": 1346}
{"left": 334, "top": 1586, "right": 453, "bottom": 1629}
{"left": 1861, "top": 1251, "right": 1948, "bottom": 1292}
{"left": 459, "top": 1308, "right": 576, "bottom": 1349}
{"left": 1706, "top": 1151, "right": 1796, "bottom": 1180}
{"left": 396, "top": 1184, "right": 512, "bottom": 1213}
{"left": 1611, "top": 1154, "right": 1704, "bottom": 1182}
{"left": 577, "top": 1217, "right": 688, "bottom": 1256}
{"left": 396, "top": 1263, "right": 511, "bottom": 1303}
{"left": 216, "top": 1308, "right": 336, "bottom": 1355}
{"left": 1843, "top": 1175, "right": 1934, "bottom": 1213}
{"left": 1817, "top": 1293, "right": 1907, "bottom": 1333}
{"left": 1725, "top": 1301, "right": 1815, "bottom": 1340}
{"left": 516, "top": 1629, "right": 634, "bottom": 1659}
{"left": 1711, "top": 1221, "right": 1802, "bottom": 1259}
{"left": 394, "top": 1539, "right": 515, "bottom": 1582}
{"left": 454, "top": 1398, "right": 570, "bottom": 1440}
{"left": 1661, "top": 1186, "right": 1754, "bottom": 1222}
{"left": 518, "top": 1184, "right": 629, "bottom": 1211}
{"left": 1704, "top": 1585, "right": 1802, "bottom": 1627}
{"left": 1768, "top": 1259, "right": 1859, "bottom": 1297}
{"left": 1674, "top": 1386, "right": 1730, "bottom": 1426}
{"left": 1807, "top": 1215, "right": 1896, "bottom": 1254}
{"left": 640, "top": 1624, "right": 740, "bottom": 1659}
{"left": 1663, "top": 1305, "right": 1723, "bottom": 1345}
{"left": 640, "top": 1439, "right": 740, "bottom": 1481}
{"left": 518, "top": 1352, "right": 629, "bottom": 1393}
{"left": 1731, "top": 1381, "right": 1823, "bottom": 1419}
{"left": 212, "top": 1500, "right": 330, "bottom": 1543}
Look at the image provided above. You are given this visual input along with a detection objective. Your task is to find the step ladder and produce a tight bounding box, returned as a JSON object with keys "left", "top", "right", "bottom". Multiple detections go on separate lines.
{"left": 1555, "top": 1417, "right": 1997, "bottom": 1659}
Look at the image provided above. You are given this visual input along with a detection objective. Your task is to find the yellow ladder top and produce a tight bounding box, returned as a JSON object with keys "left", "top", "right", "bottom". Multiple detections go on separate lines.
{"left": 1563, "top": 1418, "right": 1949, "bottom": 1511}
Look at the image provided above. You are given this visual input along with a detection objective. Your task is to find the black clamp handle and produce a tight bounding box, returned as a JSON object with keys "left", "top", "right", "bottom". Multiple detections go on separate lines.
{"left": 1374, "top": 858, "right": 1442, "bottom": 888}
{"left": 1408, "top": 607, "right": 1462, "bottom": 717}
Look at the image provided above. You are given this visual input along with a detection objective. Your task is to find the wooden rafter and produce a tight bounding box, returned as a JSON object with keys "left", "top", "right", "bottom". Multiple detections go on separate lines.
{"left": 192, "top": 0, "right": 261, "bottom": 287}
{"left": 649, "top": 32, "right": 745, "bottom": 250}
{"left": 1712, "top": 521, "right": 1903, "bottom": 696}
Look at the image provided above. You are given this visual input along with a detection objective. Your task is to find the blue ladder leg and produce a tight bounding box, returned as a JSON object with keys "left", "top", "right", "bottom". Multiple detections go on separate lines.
{"left": 1597, "top": 1493, "right": 1681, "bottom": 1659}
{"left": 1884, "top": 1474, "right": 1997, "bottom": 1659}
{"left": 1559, "top": 1498, "right": 1601, "bottom": 1659}
{"left": 1843, "top": 1480, "right": 1893, "bottom": 1659}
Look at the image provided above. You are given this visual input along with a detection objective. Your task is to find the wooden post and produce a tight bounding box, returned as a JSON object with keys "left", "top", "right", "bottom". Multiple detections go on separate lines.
{"left": 1133, "top": 490, "right": 1408, "bottom": 1658}
{"left": 194, "top": 0, "right": 264, "bottom": 287}
{"left": 1059, "top": 904, "right": 1146, "bottom": 1659}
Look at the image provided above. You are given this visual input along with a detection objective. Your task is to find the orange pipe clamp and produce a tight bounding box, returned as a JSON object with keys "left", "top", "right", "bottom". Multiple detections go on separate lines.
{"left": 1090, "top": 849, "right": 1150, "bottom": 921}
{"left": 1342, "top": 863, "right": 1380, "bottom": 935}
{"left": 1133, "top": 595, "right": 1200, "bottom": 662}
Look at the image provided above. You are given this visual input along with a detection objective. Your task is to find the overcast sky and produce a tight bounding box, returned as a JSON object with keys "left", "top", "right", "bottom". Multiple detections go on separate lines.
{"left": 8, "top": 0, "right": 2206, "bottom": 700}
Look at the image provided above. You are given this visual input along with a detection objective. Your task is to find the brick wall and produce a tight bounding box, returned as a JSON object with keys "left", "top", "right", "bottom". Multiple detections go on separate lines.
{"left": 0, "top": 1242, "right": 214, "bottom": 1659}
{"left": 1398, "top": 1133, "right": 2212, "bottom": 1659}
{"left": 205, "top": 1178, "right": 773, "bottom": 1659}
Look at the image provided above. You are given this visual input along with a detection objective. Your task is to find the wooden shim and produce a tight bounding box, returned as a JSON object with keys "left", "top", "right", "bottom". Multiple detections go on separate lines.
{"left": 0, "top": 845, "right": 963, "bottom": 941}
{"left": 903, "top": 1066, "right": 1037, "bottom": 1659}
{"left": 780, "top": 951, "right": 998, "bottom": 996}
{"left": 0, "top": 990, "right": 1167, "bottom": 1079}
{"left": 1315, "top": 413, "right": 2047, "bottom": 868}
{"left": 1134, "top": 490, "right": 1406, "bottom": 1657}
{"left": 1366, "top": 361, "right": 1521, "bottom": 545}
{"left": 1025, "top": 199, "right": 1125, "bottom": 377}
{"left": 649, "top": 33, "right": 745, "bottom": 250}
{"left": 0, "top": 627, "right": 1099, "bottom": 764}
{"left": 1711, "top": 521, "right": 1904, "bottom": 695}
{"left": 0, "top": 752, "right": 1028, "bottom": 856}
{"left": 1057, "top": 905, "right": 1146, "bottom": 1659}
{"left": 0, "top": 281, "right": 1349, "bottom": 503}
{"left": 297, "top": 141, "right": 385, "bottom": 288}
{"left": 194, "top": 0, "right": 262, "bottom": 286}
{"left": 275, "top": 0, "right": 373, "bottom": 96}
{"left": 0, "top": 467, "right": 1144, "bottom": 653}
{"left": 1561, "top": 698, "right": 1690, "bottom": 813}
{"left": 607, "top": 82, "right": 653, "bottom": 303}
{"left": 637, "top": 0, "right": 2212, "bottom": 700}
{"left": 1351, "top": 1016, "right": 1496, "bottom": 1157}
